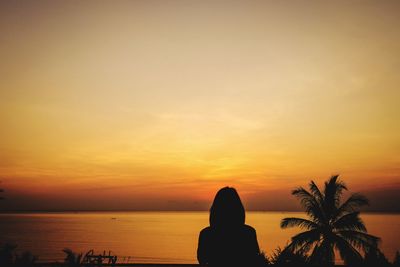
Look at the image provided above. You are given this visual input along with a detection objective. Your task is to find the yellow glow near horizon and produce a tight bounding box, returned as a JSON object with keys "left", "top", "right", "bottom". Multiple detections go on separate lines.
{"left": 0, "top": 1, "right": 399, "bottom": 210}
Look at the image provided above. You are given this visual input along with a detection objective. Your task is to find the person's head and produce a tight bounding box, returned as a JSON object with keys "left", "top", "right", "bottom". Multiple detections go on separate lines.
{"left": 209, "top": 187, "right": 245, "bottom": 228}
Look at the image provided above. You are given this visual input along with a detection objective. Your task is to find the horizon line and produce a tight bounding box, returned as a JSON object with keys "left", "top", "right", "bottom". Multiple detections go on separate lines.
{"left": 1, "top": 209, "right": 399, "bottom": 214}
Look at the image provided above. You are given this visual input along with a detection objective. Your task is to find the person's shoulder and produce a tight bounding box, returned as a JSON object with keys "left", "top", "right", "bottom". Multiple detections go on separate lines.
{"left": 200, "top": 226, "right": 212, "bottom": 235}
{"left": 243, "top": 224, "right": 257, "bottom": 234}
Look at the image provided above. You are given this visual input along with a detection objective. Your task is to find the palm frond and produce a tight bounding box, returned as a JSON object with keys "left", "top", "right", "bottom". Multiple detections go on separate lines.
{"left": 333, "top": 235, "right": 363, "bottom": 266}
{"left": 281, "top": 217, "right": 318, "bottom": 230}
{"left": 364, "top": 247, "right": 391, "bottom": 266}
{"left": 337, "top": 230, "right": 380, "bottom": 252}
{"left": 292, "top": 187, "right": 326, "bottom": 223}
{"left": 333, "top": 193, "right": 369, "bottom": 220}
{"left": 333, "top": 212, "right": 367, "bottom": 232}
{"left": 309, "top": 180, "right": 324, "bottom": 202}
{"left": 287, "top": 229, "right": 321, "bottom": 254}
{"left": 308, "top": 239, "right": 334, "bottom": 266}
{"left": 324, "top": 175, "right": 347, "bottom": 215}
{"left": 308, "top": 241, "right": 322, "bottom": 264}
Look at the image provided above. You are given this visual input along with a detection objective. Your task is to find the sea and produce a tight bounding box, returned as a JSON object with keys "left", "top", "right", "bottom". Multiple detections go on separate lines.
{"left": 0, "top": 212, "right": 399, "bottom": 264}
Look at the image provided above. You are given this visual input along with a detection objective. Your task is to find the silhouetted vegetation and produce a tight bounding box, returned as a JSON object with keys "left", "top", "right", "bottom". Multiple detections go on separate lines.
{"left": 63, "top": 248, "right": 83, "bottom": 267}
{"left": 269, "top": 246, "right": 308, "bottom": 267}
{"left": 14, "top": 251, "right": 37, "bottom": 267}
{"left": 1, "top": 242, "right": 400, "bottom": 266}
{"left": 0, "top": 243, "right": 37, "bottom": 267}
{"left": 393, "top": 251, "right": 400, "bottom": 267}
{"left": 363, "top": 247, "right": 390, "bottom": 267}
{"left": 0, "top": 243, "right": 16, "bottom": 267}
{"left": 258, "top": 251, "right": 271, "bottom": 266}
{"left": 281, "top": 175, "right": 380, "bottom": 266}
{"left": 62, "top": 248, "right": 118, "bottom": 266}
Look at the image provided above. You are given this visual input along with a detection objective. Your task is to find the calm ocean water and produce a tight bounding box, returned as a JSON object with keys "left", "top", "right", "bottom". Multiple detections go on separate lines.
{"left": 0, "top": 212, "right": 399, "bottom": 263}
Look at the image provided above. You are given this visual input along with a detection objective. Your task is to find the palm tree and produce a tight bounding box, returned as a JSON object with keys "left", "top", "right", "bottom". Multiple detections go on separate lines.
{"left": 280, "top": 175, "right": 380, "bottom": 266}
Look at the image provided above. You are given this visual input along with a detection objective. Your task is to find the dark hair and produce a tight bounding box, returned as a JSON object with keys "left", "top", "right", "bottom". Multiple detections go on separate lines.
{"left": 209, "top": 187, "right": 245, "bottom": 228}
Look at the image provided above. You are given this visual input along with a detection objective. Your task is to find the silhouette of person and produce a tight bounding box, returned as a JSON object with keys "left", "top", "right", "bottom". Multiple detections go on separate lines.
{"left": 197, "top": 187, "right": 262, "bottom": 267}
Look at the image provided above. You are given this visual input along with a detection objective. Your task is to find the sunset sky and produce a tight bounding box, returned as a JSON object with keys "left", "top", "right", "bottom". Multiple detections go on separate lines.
{"left": 0, "top": 1, "right": 399, "bottom": 211}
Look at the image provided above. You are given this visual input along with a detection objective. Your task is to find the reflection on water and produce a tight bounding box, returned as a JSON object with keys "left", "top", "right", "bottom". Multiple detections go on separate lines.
{"left": 0, "top": 212, "right": 399, "bottom": 263}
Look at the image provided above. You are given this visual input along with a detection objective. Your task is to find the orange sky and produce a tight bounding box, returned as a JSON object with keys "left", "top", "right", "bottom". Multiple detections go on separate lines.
{"left": 0, "top": 1, "right": 399, "bottom": 211}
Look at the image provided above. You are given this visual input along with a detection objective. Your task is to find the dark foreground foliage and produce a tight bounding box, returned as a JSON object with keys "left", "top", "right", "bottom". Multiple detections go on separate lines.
{"left": 0, "top": 243, "right": 400, "bottom": 266}
{"left": 0, "top": 243, "right": 37, "bottom": 267}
